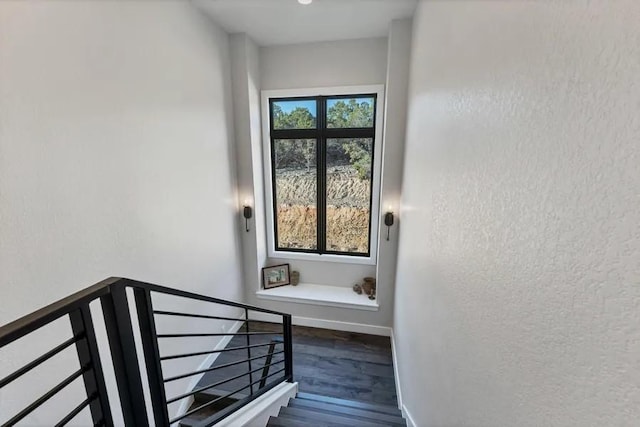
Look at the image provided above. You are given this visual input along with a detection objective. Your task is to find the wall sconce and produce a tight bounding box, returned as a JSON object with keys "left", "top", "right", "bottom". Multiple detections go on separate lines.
{"left": 243, "top": 203, "right": 253, "bottom": 232}
{"left": 384, "top": 208, "right": 394, "bottom": 241}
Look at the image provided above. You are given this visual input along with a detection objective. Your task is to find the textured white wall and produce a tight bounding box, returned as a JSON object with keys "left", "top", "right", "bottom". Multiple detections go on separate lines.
{"left": 394, "top": 1, "right": 640, "bottom": 426}
{"left": 0, "top": 1, "right": 243, "bottom": 423}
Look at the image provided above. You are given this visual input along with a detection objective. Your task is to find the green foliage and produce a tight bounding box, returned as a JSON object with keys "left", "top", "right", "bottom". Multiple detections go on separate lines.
{"left": 327, "top": 99, "right": 374, "bottom": 180}
{"left": 273, "top": 105, "right": 315, "bottom": 170}
{"left": 326, "top": 98, "right": 373, "bottom": 128}
{"left": 342, "top": 139, "right": 372, "bottom": 180}
{"left": 273, "top": 104, "right": 315, "bottom": 130}
{"left": 272, "top": 99, "right": 373, "bottom": 180}
{"left": 274, "top": 139, "right": 315, "bottom": 170}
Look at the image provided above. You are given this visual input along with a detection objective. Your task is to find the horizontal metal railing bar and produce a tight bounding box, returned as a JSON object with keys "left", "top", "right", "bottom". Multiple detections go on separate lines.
{"left": 153, "top": 310, "right": 258, "bottom": 323}
{"left": 157, "top": 331, "right": 278, "bottom": 338}
{"left": 169, "top": 368, "right": 287, "bottom": 424}
{"left": 191, "top": 376, "right": 288, "bottom": 427}
{"left": 160, "top": 341, "right": 283, "bottom": 361}
{"left": 166, "top": 359, "right": 285, "bottom": 404}
{"left": 0, "top": 278, "right": 117, "bottom": 347}
{"left": 3, "top": 366, "right": 88, "bottom": 426}
{"left": 164, "top": 350, "right": 285, "bottom": 383}
{"left": 54, "top": 393, "right": 97, "bottom": 427}
{"left": 0, "top": 335, "right": 80, "bottom": 389}
{"left": 121, "top": 278, "right": 288, "bottom": 316}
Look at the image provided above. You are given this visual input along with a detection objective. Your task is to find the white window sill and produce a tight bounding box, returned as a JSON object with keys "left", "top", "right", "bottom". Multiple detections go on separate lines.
{"left": 269, "top": 250, "right": 376, "bottom": 266}
{"left": 256, "top": 283, "right": 378, "bottom": 311}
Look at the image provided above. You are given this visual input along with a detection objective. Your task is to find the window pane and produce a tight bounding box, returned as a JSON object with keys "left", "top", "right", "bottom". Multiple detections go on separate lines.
{"left": 274, "top": 139, "right": 317, "bottom": 250}
{"left": 326, "top": 97, "right": 375, "bottom": 128}
{"left": 272, "top": 99, "right": 317, "bottom": 130}
{"left": 326, "top": 138, "right": 373, "bottom": 254}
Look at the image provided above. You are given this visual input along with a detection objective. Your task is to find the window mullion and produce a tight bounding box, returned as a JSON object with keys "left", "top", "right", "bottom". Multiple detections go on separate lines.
{"left": 271, "top": 129, "right": 317, "bottom": 139}
{"left": 317, "top": 97, "right": 326, "bottom": 254}
{"left": 324, "top": 128, "right": 375, "bottom": 139}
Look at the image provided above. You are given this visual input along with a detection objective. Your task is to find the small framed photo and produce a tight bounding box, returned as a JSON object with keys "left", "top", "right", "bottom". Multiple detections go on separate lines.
{"left": 262, "top": 264, "right": 290, "bottom": 289}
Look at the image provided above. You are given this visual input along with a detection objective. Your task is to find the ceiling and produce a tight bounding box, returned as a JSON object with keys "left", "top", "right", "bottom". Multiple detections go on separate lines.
{"left": 193, "top": 0, "right": 417, "bottom": 46}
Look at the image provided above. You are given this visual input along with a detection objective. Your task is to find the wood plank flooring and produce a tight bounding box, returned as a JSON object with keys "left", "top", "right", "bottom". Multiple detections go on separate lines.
{"left": 196, "top": 321, "right": 398, "bottom": 407}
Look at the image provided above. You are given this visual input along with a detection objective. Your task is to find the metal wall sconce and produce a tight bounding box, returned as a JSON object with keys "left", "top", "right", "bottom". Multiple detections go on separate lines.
{"left": 384, "top": 210, "right": 394, "bottom": 241}
{"left": 243, "top": 205, "right": 253, "bottom": 232}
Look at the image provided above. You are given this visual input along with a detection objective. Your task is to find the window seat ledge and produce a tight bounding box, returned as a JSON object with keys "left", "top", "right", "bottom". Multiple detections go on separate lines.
{"left": 256, "top": 283, "right": 379, "bottom": 311}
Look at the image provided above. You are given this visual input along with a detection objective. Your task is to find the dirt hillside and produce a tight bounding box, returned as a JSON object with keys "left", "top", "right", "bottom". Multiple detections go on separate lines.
{"left": 275, "top": 166, "right": 371, "bottom": 252}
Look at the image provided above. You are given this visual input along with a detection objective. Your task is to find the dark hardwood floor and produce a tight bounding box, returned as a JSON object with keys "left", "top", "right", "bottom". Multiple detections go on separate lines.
{"left": 196, "top": 321, "right": 398, "bottom": 407}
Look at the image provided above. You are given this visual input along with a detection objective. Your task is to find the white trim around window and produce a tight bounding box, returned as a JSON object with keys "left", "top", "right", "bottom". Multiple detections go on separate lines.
{"left": 261, "top": 85, "right": 385, "bottom": 266}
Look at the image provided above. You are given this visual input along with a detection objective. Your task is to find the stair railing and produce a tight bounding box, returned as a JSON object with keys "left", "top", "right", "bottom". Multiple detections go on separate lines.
{"left": 0, "top": 277, "right": 293, "bottom": 427}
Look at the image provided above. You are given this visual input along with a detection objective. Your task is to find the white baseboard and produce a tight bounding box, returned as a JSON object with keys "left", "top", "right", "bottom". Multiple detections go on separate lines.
{"left": 402, "top": 403, "right": 417, "bottom": 427}
{"left": 248, "top": 312, "right": 391, "bottom": 337}
{"left": 175, "top": 319, "right": 244, "bottom": 419}
{"left": 390, "top": 328, "right": 402, "bottom": 410}
{"left": 214, "top": 382, "right": 298, "bottom": 427}
{"left": 392, "top": 330, "right": 416, "bottom": 427}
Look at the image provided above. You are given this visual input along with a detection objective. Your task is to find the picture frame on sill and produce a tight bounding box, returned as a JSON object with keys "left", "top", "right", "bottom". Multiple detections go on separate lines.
{"left": 262, "top": 264, "right": 290, "bottom": 289}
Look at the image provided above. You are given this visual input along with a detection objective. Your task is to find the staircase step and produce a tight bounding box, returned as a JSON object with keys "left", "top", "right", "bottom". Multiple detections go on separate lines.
{"left": 289, "top": 398, "right": 406, "bottom": 426}
{"left": 178, "top": 416, "right": 202, "bottom": 427}
{"left": 179, "top": 388, "right": 246, "bottom": 426}
{"left": 278, "top": 406, "right": 390, "bottom": 427}
{"left": 193, "top": 387, "right": 247, "bottom": 405}
{"left": 296, "top": 391, "right": 402, "bottom": 416}
{"left": 267, "top": 414, "right": 332, "bottom": 427}
{"left": 270, "top": 412, "right": 364, "bottom": 427}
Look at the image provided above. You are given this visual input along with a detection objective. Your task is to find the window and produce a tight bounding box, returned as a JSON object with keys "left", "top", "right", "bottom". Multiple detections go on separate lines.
{"left": 263, "top": 86, "right": 383, "bottom": 262}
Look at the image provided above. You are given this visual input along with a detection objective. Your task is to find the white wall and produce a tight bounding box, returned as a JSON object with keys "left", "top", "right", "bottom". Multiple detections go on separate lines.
{"left": 394, "top": 1, "right": 640, "bottom": 426}
{"left": 0, "top": 1, "right": 243, "bottom": 424}
{"left": 261, "top": 37, "right": 388, "bottom": 90}
{"left": 376, "top": 18, "right": 412, "bottom": 334}
{"left": 229, "top": 33, "right": 267, "bottom": 305}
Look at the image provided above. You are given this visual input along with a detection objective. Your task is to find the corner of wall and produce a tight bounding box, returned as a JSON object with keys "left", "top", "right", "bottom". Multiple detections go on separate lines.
{"left": 228, "top": 33, "right": 266, "bottom": 302}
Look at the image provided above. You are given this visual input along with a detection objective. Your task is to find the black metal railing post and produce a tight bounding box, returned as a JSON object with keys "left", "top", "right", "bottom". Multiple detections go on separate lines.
{"left": 100, "top": 284, "right": 150, "bottom": 426}
{"left": 259, "top": 337, "right": 283, "bottom": 389}
{"left": 283, "top": 314, "right": 293, "bottom": 382}
{"left": 69, "top": 305, "right": 114, "bottom": 427}
{"left": 244, "top": 308, "right": 254, "bottom": 395}
{"left": 133, "top": 287, "right": 170, "bottom": 426}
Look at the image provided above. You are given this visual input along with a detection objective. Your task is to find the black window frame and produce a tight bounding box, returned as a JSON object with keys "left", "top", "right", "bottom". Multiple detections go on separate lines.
{"left": 269, "top": 93, "right": 378, "bottom": 257}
